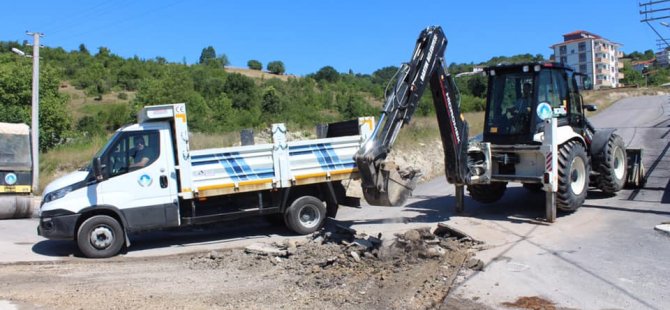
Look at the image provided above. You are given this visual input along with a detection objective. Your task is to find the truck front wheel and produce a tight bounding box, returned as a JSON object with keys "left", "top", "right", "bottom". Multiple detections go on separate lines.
{"left": 285, "top": 196, "right": 326, "bottom": 235}
{"left": 77, "top": 215, "right": 124, "bottom": 258}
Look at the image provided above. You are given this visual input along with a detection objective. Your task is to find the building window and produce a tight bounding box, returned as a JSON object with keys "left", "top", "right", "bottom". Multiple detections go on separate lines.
{"left": 559, "top": 46, "right": 567, "bottom": 55}
{"left": 580, "top": 64, "right": 587, "bottom": 72}
{"left": 560, "top": 56, "right": 567, "bottom": 64}
{"left": 578, "top": 42, "right": 586, "bottom": 52}
{"left": 579, "top": 53, "right": 587, "bottom": 62}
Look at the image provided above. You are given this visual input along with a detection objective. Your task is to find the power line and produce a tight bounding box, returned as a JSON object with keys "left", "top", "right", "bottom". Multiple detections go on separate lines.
{"left": 640, "top": 0, "right": 670, "bottom": 50}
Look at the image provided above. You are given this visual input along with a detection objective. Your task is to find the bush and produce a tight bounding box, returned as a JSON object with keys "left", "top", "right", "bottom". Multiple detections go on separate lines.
{"left": 247, "top": 60, "right": 262, "bottom": 70}
{"left": 267, "top": 61, "right": 285, "bottom": 75}
{"left": 460, "top": 94, "right": 486, "bottom": 112}
{"left": 117, "top": 92, "right": 128, "bottom": 100}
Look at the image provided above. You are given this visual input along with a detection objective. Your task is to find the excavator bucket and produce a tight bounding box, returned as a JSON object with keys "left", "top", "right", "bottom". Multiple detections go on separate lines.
{"left": 361, "top": 160, "right": 420, "bottom": 206}
{"left": 625, "top": 148, "right": 646, "bottom": 188}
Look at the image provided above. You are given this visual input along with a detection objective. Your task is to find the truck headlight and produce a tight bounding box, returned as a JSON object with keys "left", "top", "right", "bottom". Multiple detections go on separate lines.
{"left": 43, "top": 186, "right": 72, "bottom": 203}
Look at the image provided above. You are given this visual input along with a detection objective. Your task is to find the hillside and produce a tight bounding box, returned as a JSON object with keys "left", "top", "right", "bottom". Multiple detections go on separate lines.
{"left": 225, "top": 66, "right": 297, "bottom": 81}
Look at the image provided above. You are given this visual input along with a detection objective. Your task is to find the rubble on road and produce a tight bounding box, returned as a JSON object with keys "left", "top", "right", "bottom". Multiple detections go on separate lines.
{"left": 185, "top": 224, "right": 483, "bottom": 309}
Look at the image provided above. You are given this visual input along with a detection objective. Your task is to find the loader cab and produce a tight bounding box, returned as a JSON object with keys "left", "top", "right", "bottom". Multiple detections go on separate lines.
{"left": 483, "top": 63, "right": 586, "bottom": 145}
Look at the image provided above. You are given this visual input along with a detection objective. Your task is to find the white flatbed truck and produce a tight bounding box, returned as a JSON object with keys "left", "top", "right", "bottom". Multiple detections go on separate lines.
{"left": 38, "top": 103, "right": 373, "bottom": 258}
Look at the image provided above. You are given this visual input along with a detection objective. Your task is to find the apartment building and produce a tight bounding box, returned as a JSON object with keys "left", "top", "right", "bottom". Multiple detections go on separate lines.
{"left": 551, "top": 30, "right": 624, "bottom": 89}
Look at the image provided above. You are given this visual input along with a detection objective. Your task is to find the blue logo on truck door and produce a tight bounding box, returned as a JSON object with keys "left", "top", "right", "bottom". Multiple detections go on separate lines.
{"left": 138, "top": 174, "right": 152, "bottom": 187}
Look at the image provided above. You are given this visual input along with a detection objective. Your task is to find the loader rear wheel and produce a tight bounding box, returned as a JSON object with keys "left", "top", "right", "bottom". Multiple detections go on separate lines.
{"left": 595, "top": 134, "right": 627, "bottom": 194}
{"left": 467, "top": 182, "right": 507, "bottom": 204}
{"left": 557, "top": 141, "right": 589, "bottom": 212}
{"left": 285, "top": 196, "right": 326, "bottom": 235}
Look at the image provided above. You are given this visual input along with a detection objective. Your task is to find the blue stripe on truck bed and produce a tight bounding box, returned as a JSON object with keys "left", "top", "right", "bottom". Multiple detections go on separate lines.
{"left": 289, "top": 143, "right": 354, "bottom": 170}
{"left": 192, "top": 152, "right": 274, "bottom": 182}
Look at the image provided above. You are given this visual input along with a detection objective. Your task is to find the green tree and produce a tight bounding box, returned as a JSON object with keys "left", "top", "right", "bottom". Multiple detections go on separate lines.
{"left": 78, "top": 44, "right": 89, "bottom": 55}
{"left": 261, "top": 86, "right": 282, "bottom": 114}
{"left": 644, "top": 49, "right": 655, "bottom": 60}
{"left": 466, "top": 75, "right": 487, "bottom": 98}
{"left": 199, "top": 46, "right": 216, "bottom": 64}
{"left": 371, "top": 66, "right": 399, "bottom": 85}
{"left": 247, "top": 60, "right": 262, "bottom": 70}
{"left": 224, "top": 73, "right": 258, "bottom": 110}
{"left": 313, "top": 66, "right": 340, "bottom": 83}
{"left": 621, "top": 61, "right": 644, "bottom": 87}
{"left": 78, "top": 62, "right": 110, "bottom": 100}
{"left": 0, "top": 54, "right": 71, "bottom": 151}
{"left": 267, "top": 61, "right": 285, "bottom": 75}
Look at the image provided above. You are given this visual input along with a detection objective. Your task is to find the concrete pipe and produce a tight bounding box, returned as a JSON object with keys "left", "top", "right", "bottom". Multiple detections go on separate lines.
{"left": 0, "top": 196, "right": 38, "bottom": 219}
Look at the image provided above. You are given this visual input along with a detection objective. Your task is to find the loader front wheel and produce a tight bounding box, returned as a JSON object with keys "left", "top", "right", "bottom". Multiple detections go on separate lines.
{"left": 468, "top": 182, "right": 507, "bottom": 204}
{"left": 557, "top": 141, "right": 589, "bottom": 211}
{"left": 595, "top": 134, "right": 627, "bottom": 194}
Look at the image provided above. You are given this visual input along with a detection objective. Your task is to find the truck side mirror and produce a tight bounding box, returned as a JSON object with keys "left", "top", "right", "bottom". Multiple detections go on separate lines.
{"left": 92, "top": 157, "right": 104, "bottom": 181}
{"left": 584, "top": 104, "right": 597, "bottom": 112}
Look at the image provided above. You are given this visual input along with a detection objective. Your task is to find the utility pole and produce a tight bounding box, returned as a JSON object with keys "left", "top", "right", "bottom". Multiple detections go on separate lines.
{"left": 26, "top": 31, "right": 43, "bottom": 193}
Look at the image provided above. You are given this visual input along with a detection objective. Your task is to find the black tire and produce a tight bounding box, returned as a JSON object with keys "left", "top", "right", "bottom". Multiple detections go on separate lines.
{"left": 594, "top": 134, "right": 627, "bottom": 194}
{"left": 77, "top": 215, "right": 125, "bottom": 258}
{"left": 557, "top": 141, "right": 590, "bottom": 211}
{"left": 522, "top": 183, "right": 543, "bottom": 192}
{"left": 467, "top": 182, "right": 507, "bottom": 204}
{"left": 285, "top": 196, "right": 326, "bottom": 235}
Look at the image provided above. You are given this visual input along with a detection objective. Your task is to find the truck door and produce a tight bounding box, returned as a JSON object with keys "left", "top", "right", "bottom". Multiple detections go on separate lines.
{"left": 98, "top": 126, "right": 179, "bottom": 230}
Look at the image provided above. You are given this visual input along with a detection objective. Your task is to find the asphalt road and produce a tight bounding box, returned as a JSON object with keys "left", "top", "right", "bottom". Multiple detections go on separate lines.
{"left": 0, "top": 95, "right": 668, "bottom": 309}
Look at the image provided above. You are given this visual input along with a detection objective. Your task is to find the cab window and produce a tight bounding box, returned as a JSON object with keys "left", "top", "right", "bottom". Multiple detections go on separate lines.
{"left": 103, "top": 131, "right": 159, "bottom": 178}
{"left": 486, "top": 71, "right": 534, "bottom": 135}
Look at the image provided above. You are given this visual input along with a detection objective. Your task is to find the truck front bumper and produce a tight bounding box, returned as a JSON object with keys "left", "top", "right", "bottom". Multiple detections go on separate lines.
{"left": 37, "top": 211, "right": 80, "bottom": 240}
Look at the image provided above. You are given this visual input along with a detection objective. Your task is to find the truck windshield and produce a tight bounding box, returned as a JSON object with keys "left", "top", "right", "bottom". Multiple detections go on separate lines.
{"left": 0, "top": 134, "right": 31, "bottom": 169}
{"left": 486, "top": 72, "right": 534, "bottom": 136}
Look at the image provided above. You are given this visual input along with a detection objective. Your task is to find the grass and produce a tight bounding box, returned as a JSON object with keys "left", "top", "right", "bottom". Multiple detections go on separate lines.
{"left": 394, "top": 112, "right": 485, "bottom": 150}
{"left": 582, "top": 87, "right": 668, "bottom": 118}
{"left": 59, "top": 82, "right": 135, "bottom": 120}
{"left": 39, "top": 135, "right": 108, "bottom": 191}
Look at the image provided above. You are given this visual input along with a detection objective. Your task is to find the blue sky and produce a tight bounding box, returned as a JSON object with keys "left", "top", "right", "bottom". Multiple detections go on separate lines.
{"left": 0, "top": 0, "right": 660, "bottom": 75}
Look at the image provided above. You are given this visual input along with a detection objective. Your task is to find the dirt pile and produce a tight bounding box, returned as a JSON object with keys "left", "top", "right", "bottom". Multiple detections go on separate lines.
{"left": 187, "top": 224, "right": 476, "bottom": 309}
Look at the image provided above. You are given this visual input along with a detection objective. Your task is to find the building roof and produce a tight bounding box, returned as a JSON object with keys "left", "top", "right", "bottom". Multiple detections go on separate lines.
{"left": 550, "top": 30, "right": 621, "bottom": 48}
{"left": 631, "top": 59, "right": 655, "bottom": 66}
{"left": 563, "top": 30, "right": 601, "bottom": 40}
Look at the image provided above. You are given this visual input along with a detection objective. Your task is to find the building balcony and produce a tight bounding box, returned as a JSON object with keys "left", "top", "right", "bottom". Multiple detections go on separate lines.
{"left": 617, "top": 51, "right": 624, "bottom": 58}
{"left": 596, "top": 80, "right": 613, "bottom": 87}
{"left": 595, "top": 57, "right": 610, "bottom": 64}
{"left": 618, "top": 62, "right": 624, "bottom": 69}
{"left": 596, "top": 68, "right": 609, "bottom": 75}
{"left": 618, "top": 72, "right": 624, "bottom": 80}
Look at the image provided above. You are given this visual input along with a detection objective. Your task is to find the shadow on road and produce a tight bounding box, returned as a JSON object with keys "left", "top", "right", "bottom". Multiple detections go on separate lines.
{"left": 32, "top": 216, "right": 297, "bottom": 258}
{"left": 337, "top": 187, "right": 581, "bottom": 229}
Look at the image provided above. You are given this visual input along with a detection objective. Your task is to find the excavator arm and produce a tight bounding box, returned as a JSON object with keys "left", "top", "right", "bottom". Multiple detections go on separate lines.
{"left": 354, "top": 26, "right": 470, "bottom": 206}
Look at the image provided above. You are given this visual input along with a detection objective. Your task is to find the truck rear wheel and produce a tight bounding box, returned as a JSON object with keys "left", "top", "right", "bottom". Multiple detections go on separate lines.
{"left": 77, "top": 215, "right": 124, "bottom": 258}
{"left": 557, "top": 141, "right": 589, "bottom": 211}
{"left": 594, "top": 134, "right": 627, "bottom": 194}
{"left": 467, "top": 182, "right": 507, "bottom": 204}
{"left": 285, "top": 196, "right": 326, "bottom": 235}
